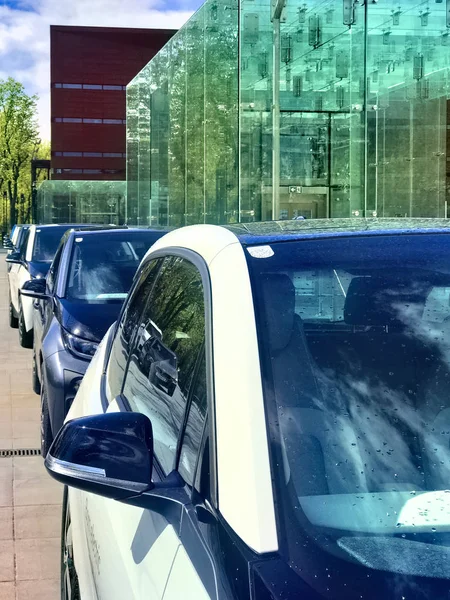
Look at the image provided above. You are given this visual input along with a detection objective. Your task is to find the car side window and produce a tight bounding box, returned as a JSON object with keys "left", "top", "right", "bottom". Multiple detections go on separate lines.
{"left": 106, "top": 259, "right": 162, "bottom": 400}
{"left": 19, "top": 230, "right": 30, "bottom": 259}
{"left": 47, "top": 242, "right": 64, "bottom": 293}
{"left": 177, "top": 351, "right": 207, "bottom": 488}
{"left": 122, "top": 256, "right": 206, "bottom": 475}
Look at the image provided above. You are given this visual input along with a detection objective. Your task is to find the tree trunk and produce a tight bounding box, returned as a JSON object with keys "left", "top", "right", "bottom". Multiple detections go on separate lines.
{"left": 7, "top": 180, "right": 16, "bottom": 230}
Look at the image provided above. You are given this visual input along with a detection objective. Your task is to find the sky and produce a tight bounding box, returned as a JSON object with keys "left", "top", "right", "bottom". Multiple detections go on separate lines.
{"left": 0, "top": 0, "right": 202, "bottom": 141}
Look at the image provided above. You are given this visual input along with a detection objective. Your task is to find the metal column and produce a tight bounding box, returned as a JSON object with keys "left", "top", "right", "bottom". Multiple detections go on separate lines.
{"left": 271, "top": 0, "right": 286, "bottom": 221}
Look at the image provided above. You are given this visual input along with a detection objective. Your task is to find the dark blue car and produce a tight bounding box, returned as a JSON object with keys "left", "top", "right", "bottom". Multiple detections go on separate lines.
{"left": 21, "top": 227, "right": 168, "bottom": 455}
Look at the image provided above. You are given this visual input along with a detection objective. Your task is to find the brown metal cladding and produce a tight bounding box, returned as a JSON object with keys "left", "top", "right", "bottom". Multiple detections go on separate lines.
{"left": 50, "top": 25, "right": 176, "bottom": 180}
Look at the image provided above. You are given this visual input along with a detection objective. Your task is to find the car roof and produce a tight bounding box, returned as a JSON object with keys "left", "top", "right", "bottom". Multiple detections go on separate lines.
{"left": 65, "top": 227, "right": 169, "bottom": 238}
{"left": 223, "top": 217, "right": 450, "bottom": 245}
{"left": 145, "top": 218, "right": 450, "bottom": 268}
{"left": 33, "top": 223, "right": 90, "bottom": 230}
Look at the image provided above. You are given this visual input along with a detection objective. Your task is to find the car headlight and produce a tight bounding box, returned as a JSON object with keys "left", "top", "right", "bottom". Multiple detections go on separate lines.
{"left": 62, "top": 328, "right": 98, "bottom": 360}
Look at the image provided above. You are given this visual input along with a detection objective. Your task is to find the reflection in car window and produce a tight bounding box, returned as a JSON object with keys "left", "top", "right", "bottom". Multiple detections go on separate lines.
{"left": 15, "top": 226, "right": 29, "bottom": 251}
{"left": 32, "top": 227, "right": 69, "bottom": 262}
{"left": 248, "top": 234, "right": 450, "bottom": 598}
{"left": 47, "top": 241, "right": 64, "bottom": 293}
{"left": 178, "top": 351, "right": 207, "bottom": 487}
{"left": 18, "top": 230, "right": 30, "bottom": 258}
{"left": 107, "top": 259, "right": 162, "bottom": 401}
{"left": 123, "top": 256, "right": 205, "bottom": 475}
{"left": 65, "top": 232, "right": 157, "bottom": 302}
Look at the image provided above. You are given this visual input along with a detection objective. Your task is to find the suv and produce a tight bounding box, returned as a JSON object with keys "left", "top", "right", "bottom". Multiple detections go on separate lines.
{"left": 46, "top": 219, "right": 450, "bottom": 600}
{"left": 4, "top": 225, "right": 30, "bottom": 271}
{"left": 21, "top": 227, "right": 168, "bottom": 455}
{"left": 7, "top": 224, "right": 87, "bottom": 347}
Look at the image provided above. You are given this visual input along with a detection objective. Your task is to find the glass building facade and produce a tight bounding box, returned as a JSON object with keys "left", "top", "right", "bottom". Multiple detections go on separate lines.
{"left": 36, "top": 180, "right": 126, "bottom": 224}
{"left": 126, "top": 0, "right": 450, "bottom": 225}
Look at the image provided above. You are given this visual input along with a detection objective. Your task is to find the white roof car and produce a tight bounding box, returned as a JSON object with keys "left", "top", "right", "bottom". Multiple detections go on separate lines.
{"left": 45, "top": 219, "right": 450, "bottom": 599}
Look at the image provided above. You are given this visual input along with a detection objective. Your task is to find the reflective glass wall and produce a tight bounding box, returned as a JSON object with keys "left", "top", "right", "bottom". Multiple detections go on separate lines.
{"left": 36, "top": 180, "right": 126, "bottom": 224}
{"left": 127, "top": 0, "right": 239, "bottom": 226}
{"left": 127, "top": 0, "right": 450, "bottom": 225}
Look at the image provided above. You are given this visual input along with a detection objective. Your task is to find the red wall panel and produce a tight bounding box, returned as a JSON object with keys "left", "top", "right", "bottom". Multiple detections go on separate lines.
{"left": 51, "top": 123, "right": 126, "bottom": 152}
{"left": 50, "top": 25, "right": 175, "bottom": 181}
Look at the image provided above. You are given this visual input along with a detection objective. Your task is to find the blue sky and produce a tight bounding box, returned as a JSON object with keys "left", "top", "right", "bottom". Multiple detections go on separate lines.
{"left": 0, "top": 0, "right": 201, "bottom": 139}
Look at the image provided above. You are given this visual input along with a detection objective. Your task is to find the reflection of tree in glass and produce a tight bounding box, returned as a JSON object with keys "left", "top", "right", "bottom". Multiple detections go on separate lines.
{"left": 149, "top": 257, "right": 205, "bottom": 392}
{"left": 126, "top": 0, "right": 239, "bottom": 227}
{"left": 121, "top": 260, "right": 161, "bottom": 345}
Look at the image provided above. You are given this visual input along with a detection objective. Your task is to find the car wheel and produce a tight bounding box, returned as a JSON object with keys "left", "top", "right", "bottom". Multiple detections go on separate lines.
{"left": 40, "top": 385, "right": 53, "bottom": 458}
{"left": 32, "top": 349, "right": 41, "bottom": 395}
{"left": 9, "top": 292, "right": 18, "bottom": 329}
{"left": 61, "top": 486, "right": 80, "bottom": 600}
{"left": 18, "top": 303, "right": 33, "bottom": 348}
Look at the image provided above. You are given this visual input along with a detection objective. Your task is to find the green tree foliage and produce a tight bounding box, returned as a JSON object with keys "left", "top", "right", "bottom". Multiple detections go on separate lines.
{"left": 0, "top": 77, "right": 44, "bottom": 230}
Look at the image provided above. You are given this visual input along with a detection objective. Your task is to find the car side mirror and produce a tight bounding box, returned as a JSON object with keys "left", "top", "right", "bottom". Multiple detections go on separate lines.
{"left": 3, "top": 239, "right": 13, "bottom": 249}
{"left": 5, "top": 250, "right": 22, "bottom": 264}
{"left": 45, "top": 412, "right": 188, "bottom": 522}
{"left": 20, "top": 278, "right": 49, "bottom": 300}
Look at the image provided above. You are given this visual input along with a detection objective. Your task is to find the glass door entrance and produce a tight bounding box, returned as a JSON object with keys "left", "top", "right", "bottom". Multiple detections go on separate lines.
{"left": 276, "top": 112, "right": 333, "bottom": 219}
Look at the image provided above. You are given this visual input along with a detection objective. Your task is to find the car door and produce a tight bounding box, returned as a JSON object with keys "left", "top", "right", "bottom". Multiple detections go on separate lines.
{"left": 9, "top": 229, "right": 30, "bottom": 313}
{"left": 35, "top": 241, "right": 64, "bottom": 379}
{"left": 82, "top": 253, "right": 216, "bottom": 599}
{"left": 74, "top": 257, "right": 173, "bottom": 600}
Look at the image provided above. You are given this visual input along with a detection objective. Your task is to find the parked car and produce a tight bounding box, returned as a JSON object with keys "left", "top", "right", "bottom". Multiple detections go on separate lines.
{"left": 4, "top": 225, "right": 18, "bottom": 253}
{"left": 45, "top": 219, "right": 450, "bottom": 600}
{"left": 7, "top": 224, "right": 88, "bottom": 347}
{"left": 4, "top": 225, "right": 30, "bottom": 271}
{"left": 3, "top": 224, "right": 19, "bottom": 250}
{"left": 21, "top": 227, "right": 169, "bottom": 456}
{"left": 12, "top": 225, "right": 30, "bottom": 253}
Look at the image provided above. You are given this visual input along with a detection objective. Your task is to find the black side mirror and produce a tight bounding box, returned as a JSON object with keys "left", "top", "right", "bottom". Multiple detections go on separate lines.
{"left": 6, "top": 251, "right": 22, "bottom": 264}
{"left": 45, "top": 412, "right": 187, "bottom": 522}
{"left": 3, "top": 239, "right": 13, "bottom": 249}
{"left": 20, "top": 278, "right": 49, "bottom": 300}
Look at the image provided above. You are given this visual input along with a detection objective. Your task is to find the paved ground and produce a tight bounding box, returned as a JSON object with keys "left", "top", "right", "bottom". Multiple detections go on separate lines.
{"left": 0, "top": 258, "right": 61, "bottom": 600}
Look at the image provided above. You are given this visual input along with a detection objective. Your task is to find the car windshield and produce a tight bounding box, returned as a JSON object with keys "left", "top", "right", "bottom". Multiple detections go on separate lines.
{"left": 32, "top": 227, "right": 70, "bottom": 262}
{"left": 65, "top": 231, "right": 163, "bottom": 302}
{"left": 247, "top": 232, "right": 450, "bottom": 599}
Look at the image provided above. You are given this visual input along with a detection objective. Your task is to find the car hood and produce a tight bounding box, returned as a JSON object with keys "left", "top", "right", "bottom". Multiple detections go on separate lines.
{"left": 57, "top": 299, "right": 121, "bottom": 343}
{"left": 27, "top": 261, "right": 50, "bottom": 279}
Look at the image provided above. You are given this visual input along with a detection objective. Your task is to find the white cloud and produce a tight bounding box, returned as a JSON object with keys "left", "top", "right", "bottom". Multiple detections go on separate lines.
{"left": 0, "top": 0, "right": 195, "bottom": 141}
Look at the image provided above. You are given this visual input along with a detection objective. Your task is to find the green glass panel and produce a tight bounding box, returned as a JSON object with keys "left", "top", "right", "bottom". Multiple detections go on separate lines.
{"left": 240, "top": 0, "right": 273, "bottom": 221}
{"left": 36, "top": 180, "right": 126, "bottom": 225}
{"left": 366, "top": 0, "right": 450, "bottom": 218}
{"left": 204, "top": 0, "right": 239, "bottom": 224}
{"left": 168, "top": 30, "right": 187, "bottom": 228}
{"left": 126, "top": 78, "right": 140, "bottom": 224}
{"left": 138, "top": 70, "right": 151, "bottom": 226}
{"left": 125, "top": 0, "right": 450, "bottom": 224}
{"left": 185, "top": 10, "right": 206, "bottom": 225}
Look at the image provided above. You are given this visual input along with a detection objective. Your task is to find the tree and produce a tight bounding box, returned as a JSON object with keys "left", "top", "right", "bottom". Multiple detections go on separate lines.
{"left": 0, "top": 77, "right": 41, "bottom": 230}
{"left": 17, "top": 140, "right": 50, "bottom": 224}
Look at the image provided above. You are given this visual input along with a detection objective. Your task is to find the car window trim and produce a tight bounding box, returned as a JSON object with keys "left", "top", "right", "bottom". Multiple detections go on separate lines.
{"left": 175, "top": 341, "right": 207, "bottom": 483}
{"left": 100, "top": 325, "right": 117, "bottom": 411}
{"left": 120, "top": 247, "right": 218, "bottom": 509}
{"left": 56, "top": 234, "right": 74, "bottom": 298}
{"left": 48, "top": 240, "right": 66, "bottom": 295}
